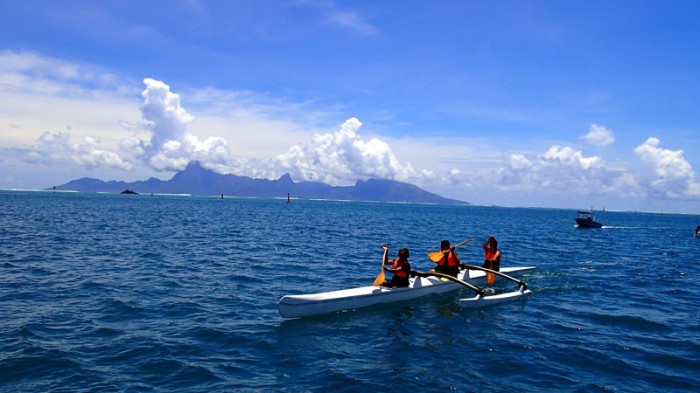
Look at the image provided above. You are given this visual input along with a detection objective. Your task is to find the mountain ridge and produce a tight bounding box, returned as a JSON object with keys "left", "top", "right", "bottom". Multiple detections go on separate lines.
{"left": 51, "top": 162, "right": 468, "bottom": 205}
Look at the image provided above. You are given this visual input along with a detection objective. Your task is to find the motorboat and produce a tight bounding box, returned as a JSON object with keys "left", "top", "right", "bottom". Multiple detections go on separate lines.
{"left": 575, "top": 211, "right": 602, "bottom": 228}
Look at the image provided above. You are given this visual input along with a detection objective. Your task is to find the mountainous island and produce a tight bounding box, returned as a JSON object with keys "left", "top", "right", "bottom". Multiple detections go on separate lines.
{"left": 52, "top": 162, "right": 467, "bottom": 205}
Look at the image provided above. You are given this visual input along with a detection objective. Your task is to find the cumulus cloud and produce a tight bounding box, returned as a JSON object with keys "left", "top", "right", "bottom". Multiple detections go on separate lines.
{"left": 131, "top": 81, "right": 415, "bottom": 183}
{"left": 17, "top": 77, "right": 231, "bottom": 174}
{"left": 140, "top": 78, "right": 193, "bottom": 149}
{"left": 541, "top": 145, "right": 602, "bottom": 169}
{"left": 634, "top": 137, "right": 700, "bottom": 198}
{"left": 125, "top": 78, "right": 232, "bottom": 172}
{"left": 24, "top": 131, "right": 132, "bottom": 170}
{"left": 581, "top": 124, "right": 615, "bottom": 147}
{"left": 272, "top": 117, "right": 416, "bottom": 185}
{"left": 16, "top": 75, "right": 418, "bottom": 185}
{"left": 496, "top": 145, "right": 640, "bottom": 196}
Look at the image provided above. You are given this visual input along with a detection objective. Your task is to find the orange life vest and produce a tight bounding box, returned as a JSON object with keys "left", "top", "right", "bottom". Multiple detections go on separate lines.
{"left": 439, "top": 252, "right": 458, "bottom": 268}
{"left": 393, "top": 259, "right": 409, "bottom": 278}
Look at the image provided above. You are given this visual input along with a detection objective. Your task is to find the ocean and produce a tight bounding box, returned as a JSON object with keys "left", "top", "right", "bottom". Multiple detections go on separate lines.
{"left": 1, "top": 191, "right": 698, "bottom": 392}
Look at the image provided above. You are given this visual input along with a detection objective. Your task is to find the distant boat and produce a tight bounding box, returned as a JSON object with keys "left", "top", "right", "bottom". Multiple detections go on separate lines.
{"left": 575, "top": 211, "right": 602, "bottom": 228}
{"left": 120, "top": 189, "right": 138, "bottom": 195}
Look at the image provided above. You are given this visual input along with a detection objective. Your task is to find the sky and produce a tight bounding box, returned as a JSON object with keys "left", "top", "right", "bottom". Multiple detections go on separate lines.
{"left": 1, "top": 0, "right": 699, "bottom": 214}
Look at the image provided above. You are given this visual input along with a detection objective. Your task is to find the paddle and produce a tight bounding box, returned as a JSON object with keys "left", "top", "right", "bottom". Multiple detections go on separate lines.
{"left": 486, "top": 268, "right": 496, "bottom": 285}
{"left": 373, "top": 244, "right": 389, "bottom": 286}
{"left": 411, "top": 270, "right": 484, "bottom": 296}
{"left": 427, "top": 237, "right": 473, "bottom": 262}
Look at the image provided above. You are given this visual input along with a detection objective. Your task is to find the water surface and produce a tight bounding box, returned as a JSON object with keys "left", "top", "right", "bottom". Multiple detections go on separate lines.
{"left": 1, "top": 191, "right": 698, "bottom": 392}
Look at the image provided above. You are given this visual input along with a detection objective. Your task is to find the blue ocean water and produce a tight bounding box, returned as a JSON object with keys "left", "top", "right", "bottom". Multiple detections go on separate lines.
{"left": 1, "top": 191, "right": 698, "bottom": 392}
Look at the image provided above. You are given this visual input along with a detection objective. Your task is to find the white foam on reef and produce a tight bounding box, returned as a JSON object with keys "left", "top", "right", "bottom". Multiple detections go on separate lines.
{"left": 3, "top": 188, "right": 78, "bottom": 193}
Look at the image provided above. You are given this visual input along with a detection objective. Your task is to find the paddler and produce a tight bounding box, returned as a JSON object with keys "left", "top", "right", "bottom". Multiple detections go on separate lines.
{"left": 482, "top": 235, "right": 501, "bottom": 272}
{"left": 379, "top": 244, "right": 412, "bottom": 288}
{"left": 432, "top": 240, "right": 461, "bottom": 277}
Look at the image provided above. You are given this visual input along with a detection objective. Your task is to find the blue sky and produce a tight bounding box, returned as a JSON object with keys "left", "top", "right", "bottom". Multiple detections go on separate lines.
{"left": 1, "top": 0, "right": 699, "bottom": 213}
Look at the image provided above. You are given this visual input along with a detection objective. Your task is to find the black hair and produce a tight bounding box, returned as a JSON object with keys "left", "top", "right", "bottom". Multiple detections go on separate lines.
{"left": 398, "top": 248, "right": 410, "bottom": 258}
{"left": 441, "top": 240, "right": 450, "bottom": 250}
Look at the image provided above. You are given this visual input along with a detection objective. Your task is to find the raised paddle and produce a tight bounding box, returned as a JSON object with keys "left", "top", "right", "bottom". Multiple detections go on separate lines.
{"left": 427, "top": 237, "right": 472, "bottom": 263}
{"left": 373, "top": 244, "right": 389, "bottom": 286}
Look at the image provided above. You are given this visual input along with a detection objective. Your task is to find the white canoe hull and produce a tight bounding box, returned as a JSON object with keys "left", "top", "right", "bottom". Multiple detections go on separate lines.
{"left": 278, "top": 266, "right": 535, "bottom": 318}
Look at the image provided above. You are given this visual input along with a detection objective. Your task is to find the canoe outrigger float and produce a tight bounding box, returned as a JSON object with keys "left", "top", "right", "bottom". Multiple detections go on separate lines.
{"left": 278, "top": 264, "right": 535, "bottom": 319}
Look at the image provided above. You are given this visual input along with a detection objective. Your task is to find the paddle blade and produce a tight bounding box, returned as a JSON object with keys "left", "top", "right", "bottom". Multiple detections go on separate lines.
{"left": 427, "top": 251, "right": 445, "bottom": 263}
{"left": 486, "top": 272, "right": 496, "bottom": 285}
{"left": 373, "top": 270, "right": 385, "bottom": 286}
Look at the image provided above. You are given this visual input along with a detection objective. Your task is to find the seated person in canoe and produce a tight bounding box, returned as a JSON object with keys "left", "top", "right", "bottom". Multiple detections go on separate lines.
{"left": 379, "top": 244, "right": 411, "bottom": 288}
{"left": 432, "top": 239, "right": 461, "bottom": 277}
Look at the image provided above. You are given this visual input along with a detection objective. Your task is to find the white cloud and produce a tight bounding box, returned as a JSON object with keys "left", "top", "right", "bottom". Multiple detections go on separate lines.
{"left": 7, "top": 67, "right": 417, "bottom": 184}
{"left": 0, "top": 49, "right": 123, "bottom": 96}
{"left": 272, "top": 117, "right": 416, "bottom": 185}
{"left": 0, "top": 50, "right": 138, "bottom": 150}
{"left": 508, "top": 154, "right": 532, "bottom": 170}
{"left": 24, "top": 131, "right": 132, "bottom": 170}
{"left": 140, "top": 78, "right": 194, "bottom": 150}
{"left": 125, "top": 78, "right": 233, "bottom": 172}
{"left": 13, "top": 77, "right": 231, "bottom": 175}
{"left": 541, "top": 145, "right": 602, "bottom": 169}
{"left": 634, "top": 137, "right": 700, "bottom": 198}
{"left": 116, "top": 79, "right": 418, "bottom": 184}
{"left": 0, "top": 51, "right": 429, "bottom": 187}
{"left": 495, "top": 145, "right": 641, "bottom": 196}
{"left": 581, "top": 124, "right": 615, "bottom": 147}
{"left": 325, "top": 11, "right": 376, "bottom": 34}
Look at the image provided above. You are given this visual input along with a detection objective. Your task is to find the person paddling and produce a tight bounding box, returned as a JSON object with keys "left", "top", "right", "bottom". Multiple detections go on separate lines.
{"left": 483, "top": 235, "right": 501, "bottom": 271}
{"left": 432, "top": 240, "right": 461, "bottom": 277}
{"left": 483, "top": 235, "right": 501, "bottom": 284}
{"left": 695, "top": 225, "right": 700, "bottom": 238}
{"left": 380, "top": 244, "right": 411, "bottom": 288}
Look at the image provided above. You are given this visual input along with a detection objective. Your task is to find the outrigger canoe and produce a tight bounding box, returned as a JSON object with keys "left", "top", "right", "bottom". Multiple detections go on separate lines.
{"left": 278, "top": 265, "right": 535, "bottom": 318}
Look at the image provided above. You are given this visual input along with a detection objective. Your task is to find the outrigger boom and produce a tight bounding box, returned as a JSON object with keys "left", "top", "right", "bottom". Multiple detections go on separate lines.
{"left": 460, "top": 263, "right": 529, "bottom": 290}
{"left": 414, "top": 267, "right": 532, "bottom": 308}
